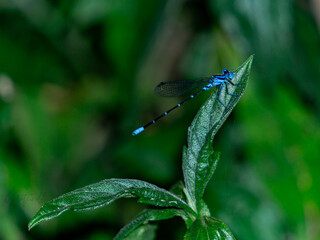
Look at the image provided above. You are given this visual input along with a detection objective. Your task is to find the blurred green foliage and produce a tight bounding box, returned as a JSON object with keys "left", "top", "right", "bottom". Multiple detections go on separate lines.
{"left": 0, "top": 0, "right": 319, "bottom": 239}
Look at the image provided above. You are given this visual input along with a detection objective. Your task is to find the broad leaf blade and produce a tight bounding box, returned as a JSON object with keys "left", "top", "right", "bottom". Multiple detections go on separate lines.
{"left": 114, "top": 208, "right": 190, "bottom": 240}
{"left": 183, "top": 56, "right": 253, "bottom": 207}
{"left": 184, "top": 216, "right": 236, "bottom": 240}
{"left": 28, "top": 178, "right": 193, "bottom": 230}
{"left": 195, "top": 137, "right": 220, "bottom": 212}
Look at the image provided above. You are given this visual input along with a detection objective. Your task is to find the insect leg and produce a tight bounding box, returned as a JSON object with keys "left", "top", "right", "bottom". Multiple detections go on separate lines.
{"left": 227, "top": 79, "right": 239, "bottom": 86}
{"left": 217, "top": 84, "right": 226, "bottom": 107}
{"left": 225, "top": 82, "right": 237, "bottom": 96}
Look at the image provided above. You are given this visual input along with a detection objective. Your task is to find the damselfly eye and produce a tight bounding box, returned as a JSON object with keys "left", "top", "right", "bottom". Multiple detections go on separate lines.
{"left": 229, "top": 72, "right": 234, "bottom": 79}
{"left": 223, "top": 69, "right": 228, "bottom": 75}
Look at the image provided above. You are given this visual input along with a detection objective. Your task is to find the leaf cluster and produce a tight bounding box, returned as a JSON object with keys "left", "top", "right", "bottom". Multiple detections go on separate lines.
{"left": 28, "top": 56, "right": 253, "bottom": 239}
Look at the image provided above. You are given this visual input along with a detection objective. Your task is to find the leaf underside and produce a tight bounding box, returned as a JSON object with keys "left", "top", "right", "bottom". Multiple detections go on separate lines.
{"left": 28, "top": 178, "right": 193, "bottom": 230}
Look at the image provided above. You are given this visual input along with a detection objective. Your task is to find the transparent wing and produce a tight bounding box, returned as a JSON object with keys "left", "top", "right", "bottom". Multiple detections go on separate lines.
{"left": 154, "top": 77, "right": 211, "bottom": 97}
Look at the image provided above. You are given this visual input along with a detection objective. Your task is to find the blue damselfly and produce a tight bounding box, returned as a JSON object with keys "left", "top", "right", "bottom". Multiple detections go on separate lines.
{"left": 132, "top": 69, "right": 235, "bottom": 136}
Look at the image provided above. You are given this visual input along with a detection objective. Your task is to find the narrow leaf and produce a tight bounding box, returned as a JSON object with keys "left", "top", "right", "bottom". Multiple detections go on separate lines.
{"left": 114, "top": 208, "right": 189, "bottom": 240}
{"left": 183, "top": 56, "right": 253, "bottom": 207}
{"left": 122, "top": 224, "right": 157, "bottom": 240}
{"left": 28, "top": 178, "right": 194, "bottom": 230}
{"left": 184, "top": 216, "right": 236, "bottom": 240}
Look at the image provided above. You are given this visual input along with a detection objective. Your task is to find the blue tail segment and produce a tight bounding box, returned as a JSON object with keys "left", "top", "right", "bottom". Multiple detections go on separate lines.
{"left": 132, "top": 127, "right": 145, "bottom": 136}
{"left": 132, "top": 69, "right": 235, "bottom": 136}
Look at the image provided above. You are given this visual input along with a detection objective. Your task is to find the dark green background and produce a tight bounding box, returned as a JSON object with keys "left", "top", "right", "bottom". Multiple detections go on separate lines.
{"left": 0, "top": 0, "right": 319, "bottom": 239}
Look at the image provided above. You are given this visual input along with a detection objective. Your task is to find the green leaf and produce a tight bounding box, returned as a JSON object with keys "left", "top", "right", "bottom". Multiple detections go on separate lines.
{"left": 184, "top": 216, "right": 236, "bottom": 240}
{"left": 169, "top": 180, "right": 186, "bottom": 201}
{"left": 28, "top": 178, "right": 194, "bottom": 230}
{"left": 183, "top": 55, "right": 253, "bottom": 209}
{"left": 122, "top": 224, "right": 157, "bottom": 240}
{"left": 195, "top": 140, "right": 220, "bottom": 213}
{"left": 199, "top": 200, "right": 211, "bottom": 217}
{"left": 114, "top": 208, "right": 190, "bottom": 240}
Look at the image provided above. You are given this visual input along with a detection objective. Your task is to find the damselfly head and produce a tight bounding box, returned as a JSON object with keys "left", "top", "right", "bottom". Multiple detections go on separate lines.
{"left": 223, "top": 69, "right": 228, "bottom": 75}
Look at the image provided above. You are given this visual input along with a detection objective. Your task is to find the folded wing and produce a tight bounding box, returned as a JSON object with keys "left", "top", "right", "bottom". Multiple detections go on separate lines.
{"left": 154, "top": 78, "right": 210, "bottom": 97}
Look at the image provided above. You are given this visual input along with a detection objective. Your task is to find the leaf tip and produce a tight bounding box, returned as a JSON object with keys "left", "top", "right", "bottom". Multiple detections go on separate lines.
{"left": 247, "top": 54, "right": 254, "bottom": 68}
{"left": 28, "top": 222, "right": 33, "bottom": 231}
{"left": 234, "top": 54, "right": 254, "bottom": 78}
{"left": 247, "top": 53, "right": 254, "bottom": 62}
{"left": 28, "top": 216, "right": 39, "bottom": 230}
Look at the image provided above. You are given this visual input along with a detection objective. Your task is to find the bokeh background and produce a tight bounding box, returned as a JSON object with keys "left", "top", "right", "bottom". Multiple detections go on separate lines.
{"left": 0, "top": 0, "right": 319, "bottom": 239}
